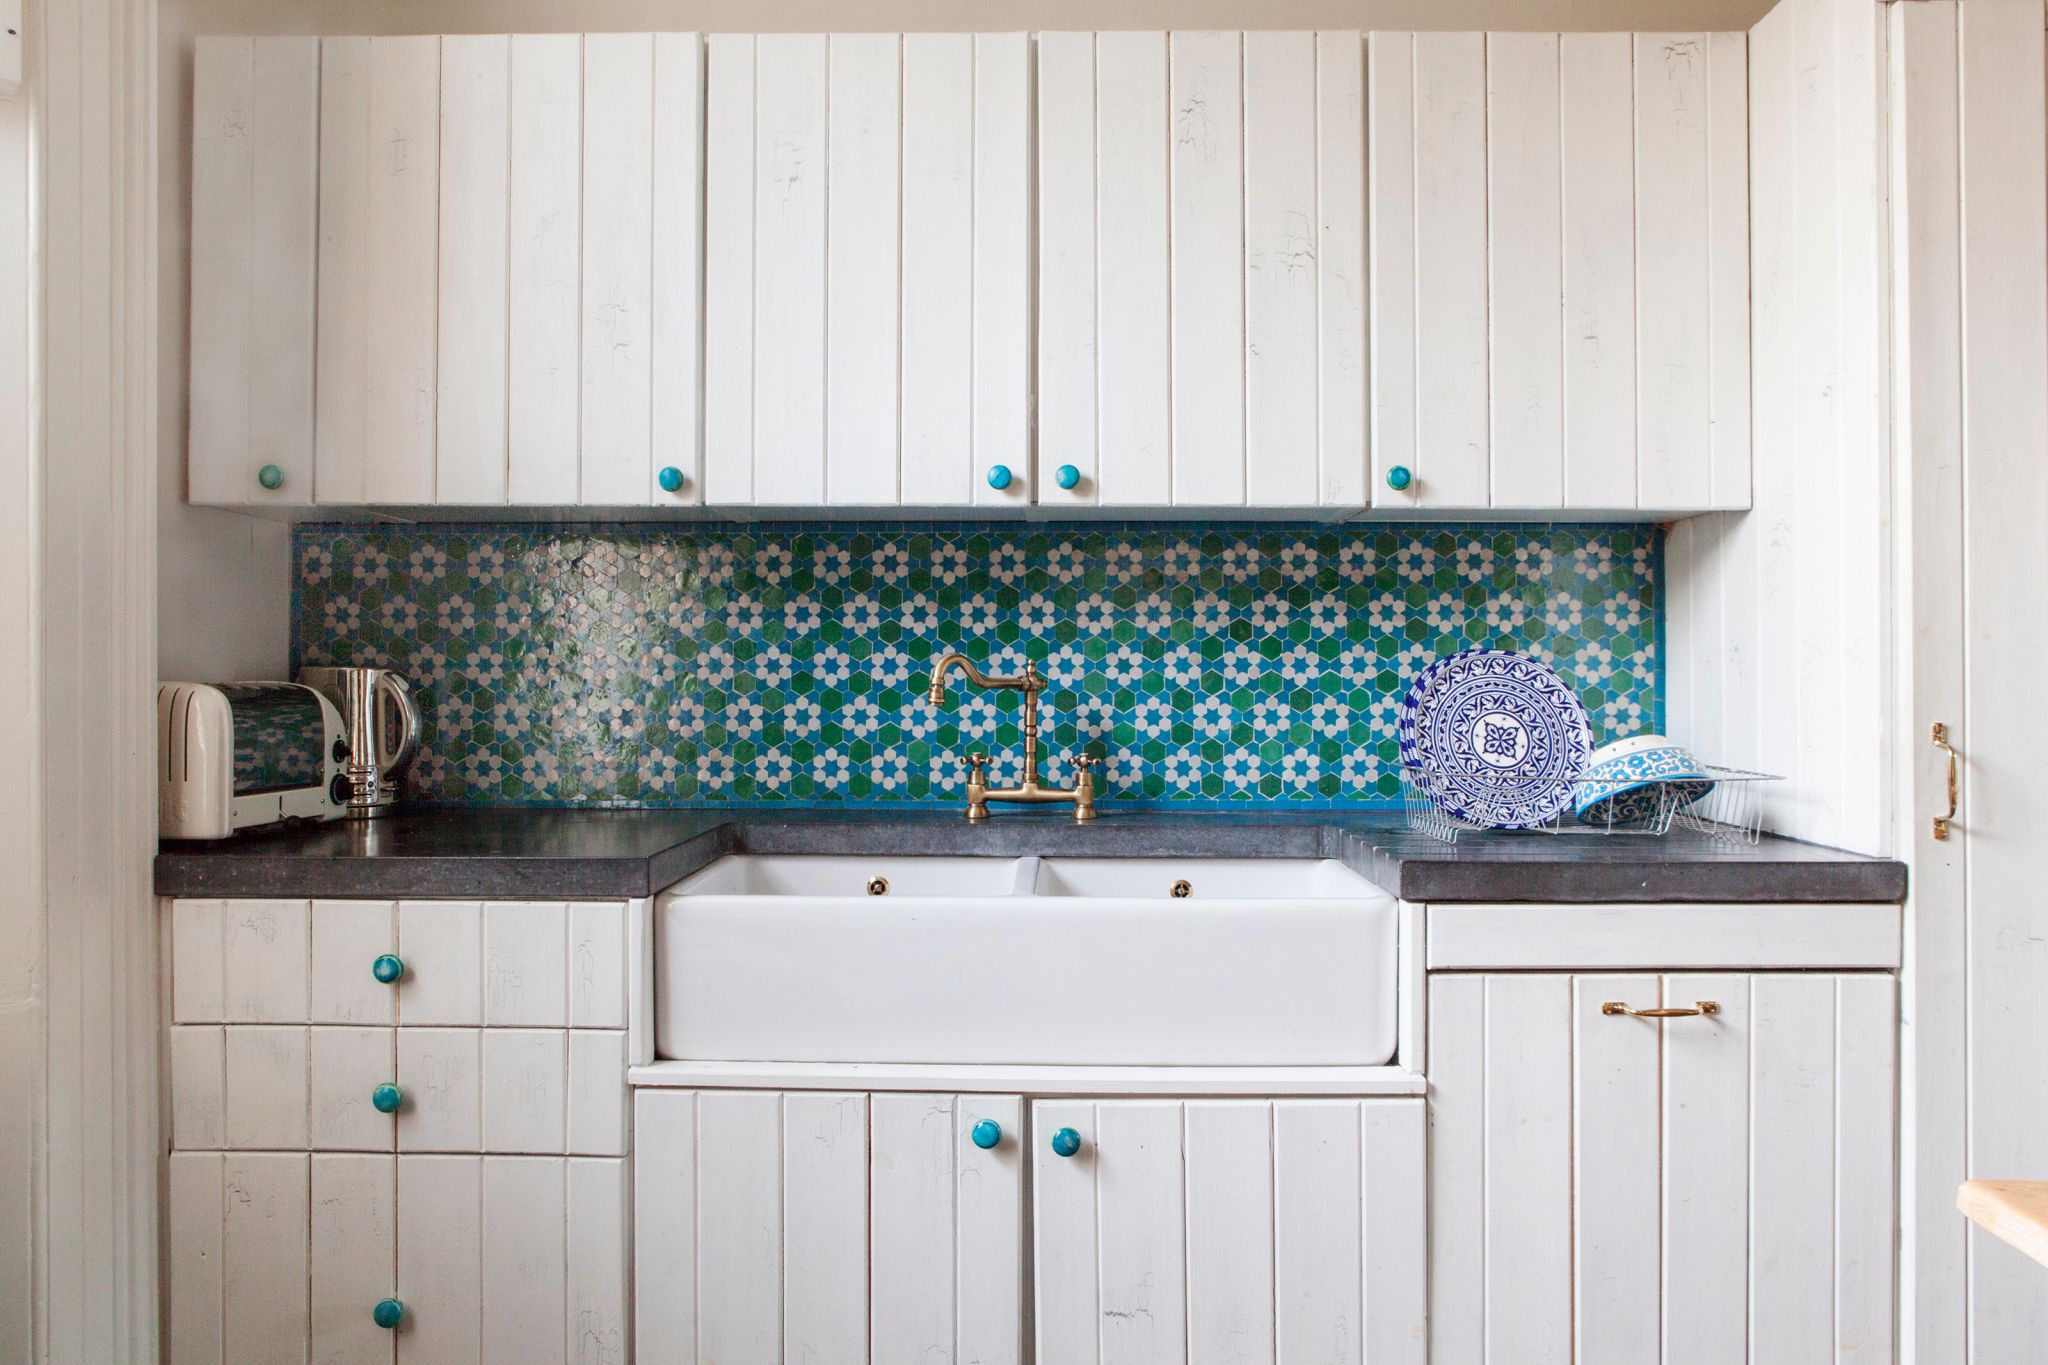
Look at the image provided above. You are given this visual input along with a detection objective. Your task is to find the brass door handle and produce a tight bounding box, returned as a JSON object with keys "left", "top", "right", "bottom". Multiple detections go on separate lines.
{"left": 1933, "top": 722, "right": 1959, "bottom": 841}
{"left": 1602, "top": 1000, "right": 1720, "bottom": 1019}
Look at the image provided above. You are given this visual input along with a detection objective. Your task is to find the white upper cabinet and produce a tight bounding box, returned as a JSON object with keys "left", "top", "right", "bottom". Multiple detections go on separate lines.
{"left": 1037, "top": 31, "right": 1370, "bottom": 510}
{"left": 1369, "top": 31, "right": 1751, "bottom": 512}
{"left": 701, "top": 33, "right": 1031, "bottom": 508}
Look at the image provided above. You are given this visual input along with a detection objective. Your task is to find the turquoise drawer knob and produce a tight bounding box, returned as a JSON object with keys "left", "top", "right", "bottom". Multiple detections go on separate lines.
{"left": 1054, "top": 464, "right": 1081, "bottom": 490}
{"left": 1385, "top": 464, "right": 1413, "bottom": 492}
{"left": 970, "top": 1119, "right": 1003, "bottom": 1150}
{"left": 372, "top": 1298, "right": 405, "bottom": 1330}
{"left": 1050, "top": 1127, "right": 1082, "bottom": 1158}
{"left": 371, "top": 1083, "right": 404, "bottom": 1114}
{"left": 257, "top": 464, "right": 284, "bottom": 491}
{"left": 658, "top": 465, "right": 687, "bottom": 493}
{"left": 986, "top": 464, "right": 1013, "bottom": 491}
{"left": 371, "top": 954, "right": 405, "bottom": 985}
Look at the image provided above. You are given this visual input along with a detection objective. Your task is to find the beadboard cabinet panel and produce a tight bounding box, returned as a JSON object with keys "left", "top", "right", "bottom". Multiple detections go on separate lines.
{"left": 188, "top": 37, "right": 319, "bottom": 507}
{"left": 1038, "top": 31, "right": 1367, "bottom": 510}
{"left": 633, "top": 1089, "right": 1027, "bottom": 1361}
{"left": 1427, "top": 972, "right": 1896, "bottom": 1365}
{"left": 1032, "top": 1097, "right": 1427, "bottom": 1364}
{"left": 434, "top": 35, "right": 511, "bottom": 505}
{"left": 1368, "top": 30, "right": 1750, "bottom": 512}
{"left": 579, "top": 34, "right": 658, "bottom": 506}
{"left": 703, "top": 33, "right": 1030, "bottom": 508}
{"left": 505, "top": 34, "right": 582, "bottom": 506}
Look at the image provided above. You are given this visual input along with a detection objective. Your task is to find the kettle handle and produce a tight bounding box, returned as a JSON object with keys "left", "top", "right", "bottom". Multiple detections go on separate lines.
{"left": 374, "top": 673, "right": 422, "bottom": 774}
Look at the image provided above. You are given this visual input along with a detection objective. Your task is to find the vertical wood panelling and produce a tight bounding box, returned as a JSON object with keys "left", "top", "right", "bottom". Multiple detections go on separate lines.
{"left": 752, "top": 35, "right": 830, "bottom": 503}
{"left": 1313, "top": 31, "right": 1369, "bottom": 507}
{"left": 1031, "top": 1099, "right": 1100, "bottom": 1362}
{"left": 223, "top": 1026, "right": 308, "bottom": 1150}
{"left": 172, "top": 899, "right": 226, "bottom": 1023}
{"left": 1426, "top": 974, "right": 1484, "bottom": 1365}
{"left": 1705, "top": 32, "right": 1751, "bottom": 508}
{"left": 1168, "top": 31, "right": 1246, "bottom": 507}
{"left": 824, "top": 33, "right": 902, "bottom": 506}
{"left": 222, "top": 899, "right": 308, "bottom": 1022}
{"left": 579, "top": 34, "right": 656, "bottom": 505}
{"left": 785, "top": 1092, "right": 870, "bottom": 1359}
{"left": 565, "top": 1028, "right": 628, "bottom": 1156}
{"left": 396, "top": 901, "right": 482, "bottom": 1027}
{"left": 1833, "top": 976, "right": 1897, "bottom": 1365}
{"left": 1036, "top": 33, "right": 1100, "bottom": 505}
{"left": 1747, "top": 976, "right": 1836, "bottom": 1363}
{"left": 1572, "top": 975, "right": 1660, "bottom": 1365}
{"left": 480, "top": 1028, "right": 566, "bottom": 1153}
{"left": 310, "top": 1154, "right": 397, "bottom": 1365}
{"left": 1633, "top": 34, "right": 1712, "bottom": 510}
{"left": 1361, "top": 1099, "right": 1429, "bottom": 1364}
{"left": 1659, "top": 974, "right": 1749, "bottom": 1365}
{"left": 971, "top": 34, "right": 1032, "bottom": 509}
{"left": 505, "top": 34, "right": 582, "bottom": 506}
{"left": 1959, "top": 9, "right": 2048, "bottom": 1359}
{"left": 956, "top": 1094, "right": 1026, "bottom": 1364}
{"left": 188, "top": 38, "right": 256, "bottom": 505}
{"left": 1243, "top": 32, "right": 1317, "bottom": 507}
{"left": 633, "top": 1093, "right": 698, "bottom": 1358}
{"left": 223, "top": 1153, "right": 311, "bottom": 1365}
{"left": 901, "top": 35, "right": 978, "bottom": 506}
{"left": 170, "top": 1026, "right": 226, "bottom": 1151}
{"left": 565, "top": 1159, "right": 631, "bottom": 1365}
{"left": 365, "top": 37, "right": 441, "bottom": 503}
{"left": 703, "top": 34, "right": 758, "bottom": 504}
{"left": 1185, "top": 1103, "right": 1275, "bottom": 1364}
{"left": 650, "top": 33, "right": 705, "bottom": 505}
{"left": 696, "top": 1091, "right": 784, "bottom": 1359}
{"left": 1367, "top": 32, "right": 1418, "bottom": 507}
{"left": 1486, "top": 33, "right": 1564, "bottom": 509}
{"left": 1096, "top": 1101, "right": 1188, "bottom": 1363}
{"left": 1412, "top": 32, "right": 1490, "bottom": 508}
{"left": 309, "top": 1025, "right": 396, "bottom": 1152}
{"left": 481, "top": 1158, "right": 568, "bottom": 1364}
{"left": 397, "top": 1155, "right": 482, "bottom": 1364}
{"left": 435, "top": 35, "right": 510, "bottom": 505}
{"left": 871, "top": 1093, "right": 956, "bottom": 1359}
{"left": 311, "top": 900, "right": 397, "bottom": 1026}
{"left": 247, "top": 38, "right": 319, "bottom": 510}
{"left": 1274, "top": 1103, "right": 1362, "bottom": 1364}
{"left": 567, "top": 903, "right": 628, "bottom": 1030}
{"left": 395, "top": 1028, "right": 481, "bottom": 1153}
{"left": 169, "top": 1153, "right": 226, "bottom": 1365}
{"left": 1559, "top": 33, "right": 1638, "bottom": 508}
{"left": 1094, "top": 31, "right": 1172, "bottom": 506}
{"left": 1481, "top": 974, "right": 1570, "bottom": 1360}
{"left": 483, "top": 902, "right": 568, "bottom": 1028}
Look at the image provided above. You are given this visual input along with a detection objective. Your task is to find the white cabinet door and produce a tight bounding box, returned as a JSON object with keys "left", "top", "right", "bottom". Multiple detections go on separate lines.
{"left": 188, "top": 37, "right": 319, "bottom": 507}
{"left": 702, "top": 34, "right": 1031, "bottom": 509}
{"left": 1031, "top": 1097, "right": 1427, "bottom": 1365}
{"left": 634, "top": 1089, "right": 1026, "bottom": 1361}
{"left": 1037, "top": 31, "right": 1367, "bottom": 510}
{"left": 1427, "top": 972, "right": 1896, "bottom": 1365}
{"left": 1368, "top": 31, "right": 1749, "bottom": 513}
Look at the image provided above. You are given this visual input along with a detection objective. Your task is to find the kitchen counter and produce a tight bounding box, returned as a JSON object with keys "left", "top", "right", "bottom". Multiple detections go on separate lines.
{"left": 154, "top": 808, "right": 1908, "bottom": 904}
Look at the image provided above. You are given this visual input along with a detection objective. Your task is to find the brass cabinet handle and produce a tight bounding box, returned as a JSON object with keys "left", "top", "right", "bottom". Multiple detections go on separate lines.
{"left": 1933, "top": 722, "right": 1960, "bottom": 841}
{"left": 1602, "top": 1000, "right": 1720, "bottom": 1019}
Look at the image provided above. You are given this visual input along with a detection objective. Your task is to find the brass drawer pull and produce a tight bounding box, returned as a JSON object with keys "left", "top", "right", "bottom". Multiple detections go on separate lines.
{"left": 1602, "top": 1000, "right": 1720, "bottom": 1019}
{"left": 1933, "top": 722, "right": 1959, "bottom": 841}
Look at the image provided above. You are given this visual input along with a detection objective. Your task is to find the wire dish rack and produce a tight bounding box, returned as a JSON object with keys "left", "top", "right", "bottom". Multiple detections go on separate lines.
{"left": 1400, "top": 762, "right": 1784, "bottom": 846}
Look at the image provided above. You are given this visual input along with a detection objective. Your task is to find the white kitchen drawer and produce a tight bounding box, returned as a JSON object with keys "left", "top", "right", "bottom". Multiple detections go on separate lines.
{"left": 1424, "top": 901, "right": 1903, "bottom": 971}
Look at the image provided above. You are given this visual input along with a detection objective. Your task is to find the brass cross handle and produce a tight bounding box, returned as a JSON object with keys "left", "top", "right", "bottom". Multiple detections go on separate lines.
{"left": 962, "top": 752, "right": 990, "bottom": 782}
{"left": 1602, "top": 1000, "right": 1720, "bottom": 1019}
{"left": 1933, "top": 722, "right": 1960, "bottom": 841}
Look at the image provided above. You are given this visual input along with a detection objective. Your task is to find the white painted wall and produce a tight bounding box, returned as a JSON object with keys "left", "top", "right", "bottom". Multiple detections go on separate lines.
{"left": 1666, "top": 0, "right": 1892, "bottom": 855}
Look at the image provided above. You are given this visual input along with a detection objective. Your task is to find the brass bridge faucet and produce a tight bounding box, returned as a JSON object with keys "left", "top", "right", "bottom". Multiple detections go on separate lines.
{"left": 925, "top": 652, "right": 1099, "bottom": 822}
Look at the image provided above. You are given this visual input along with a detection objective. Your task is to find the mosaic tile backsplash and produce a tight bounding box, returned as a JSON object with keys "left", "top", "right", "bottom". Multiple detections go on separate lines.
{"left": 291, "top": 523, "right": 1662, "bottom": 808}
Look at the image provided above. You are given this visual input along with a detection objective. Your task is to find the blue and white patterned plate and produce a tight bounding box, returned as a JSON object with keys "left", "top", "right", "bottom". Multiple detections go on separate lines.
{"left": 1399, "top": 648, "right": 1592, "bottom": 829}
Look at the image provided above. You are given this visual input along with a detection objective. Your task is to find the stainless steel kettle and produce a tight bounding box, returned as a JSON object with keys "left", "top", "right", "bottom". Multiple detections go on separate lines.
{"left": 298, "top": 667, "right": 422, "bottom": 818}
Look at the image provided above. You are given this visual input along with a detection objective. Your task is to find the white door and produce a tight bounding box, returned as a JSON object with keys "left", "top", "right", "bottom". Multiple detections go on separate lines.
{"left": 1037, "top": 31, "right": 1368, "bottom": 511}
{"left": 702, "top": 34, "right": 1030, "bottom": 509}
{"left": 1427, "top": 972, "right": 1896, "bottom": 1364}
{"left": 188, "top": 37, "right": 319, "bottom": 507}
{"left": 634, "top": 1089, "right": 1026, "bottom": 1361}
{"left": 1031, "top": 1097, "right": 1426, "bottom": 1364}
{"left": 1366, "top": 30, "right": 1748, "bottom": 512}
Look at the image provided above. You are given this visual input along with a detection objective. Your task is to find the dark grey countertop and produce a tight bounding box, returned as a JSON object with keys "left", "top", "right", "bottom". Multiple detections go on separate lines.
{"left": 154, "top": 807, "right": 1908, "bottom": 904}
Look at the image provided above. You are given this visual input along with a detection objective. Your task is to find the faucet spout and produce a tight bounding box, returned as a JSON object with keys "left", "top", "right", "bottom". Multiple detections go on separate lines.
{"left": 920, "top": 652, "right": 1095, "bottom": 822}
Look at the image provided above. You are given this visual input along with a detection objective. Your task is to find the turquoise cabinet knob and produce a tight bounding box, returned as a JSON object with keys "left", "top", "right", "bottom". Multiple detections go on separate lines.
{"left": 986, "top": 464, "right": 1013, "bottom": 490}
{"left": 257, "top": 464, "right": 284, "bottom": 491}
{"left": 372, "top": 954, "right": 405, "bottom": 985}
{"left": 970, "top": 1119, "right": 1003, "bottom": 1150}
{"left": 1385, "top": 464, "right": 1413, "bottom": 492}
{"left": 1050, "top": 1127, "right": 1082, "bottom": 1158}
{"left": 658, "top": 465, "right": 687, "bottom": 493}
{"left": 1054, "top": 464, "right": 1081, "bottom": 490}
{"left": 372, "top": 1298, "right": 404, "bottom": 1330}
{"left": 371, "top": 1083, "right": 404, "bottom": 1114}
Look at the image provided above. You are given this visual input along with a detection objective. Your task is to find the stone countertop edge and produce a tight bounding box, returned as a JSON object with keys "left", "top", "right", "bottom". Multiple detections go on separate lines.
{"left": 154, "top": 810, "right": 1909, "bottom": 905}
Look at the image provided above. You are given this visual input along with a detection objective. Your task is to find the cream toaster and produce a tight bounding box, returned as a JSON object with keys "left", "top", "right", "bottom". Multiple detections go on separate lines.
{"left": 157, "top": 682, "right": 349, "bottom": 839}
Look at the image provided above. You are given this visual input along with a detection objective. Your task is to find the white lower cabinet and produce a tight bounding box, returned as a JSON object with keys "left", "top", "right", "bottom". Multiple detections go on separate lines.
{"left": 633, "top": 1089, "right": 1428, "bottom": 1363}
{"left": 166, "top": 1151, "right": 628, "bottom": 1365}
{"left": 1427, "top": 971, "right": 1897, "bottom": 1364}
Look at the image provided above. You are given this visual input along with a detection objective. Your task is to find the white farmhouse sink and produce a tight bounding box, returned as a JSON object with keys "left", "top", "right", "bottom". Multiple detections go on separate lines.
{"left": 655, "top": 854, "right": 1397, "bottom": 1067}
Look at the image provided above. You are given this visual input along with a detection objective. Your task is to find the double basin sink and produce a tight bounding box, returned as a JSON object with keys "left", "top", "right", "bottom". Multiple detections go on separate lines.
{"left": 654, "top": 856, "right": 1398, "bottom": 1068}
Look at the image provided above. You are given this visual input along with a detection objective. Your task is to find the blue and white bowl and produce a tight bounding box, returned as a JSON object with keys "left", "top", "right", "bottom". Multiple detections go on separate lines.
{"left": 1573, "top": 735, "right": 1715, "bottom": 827}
